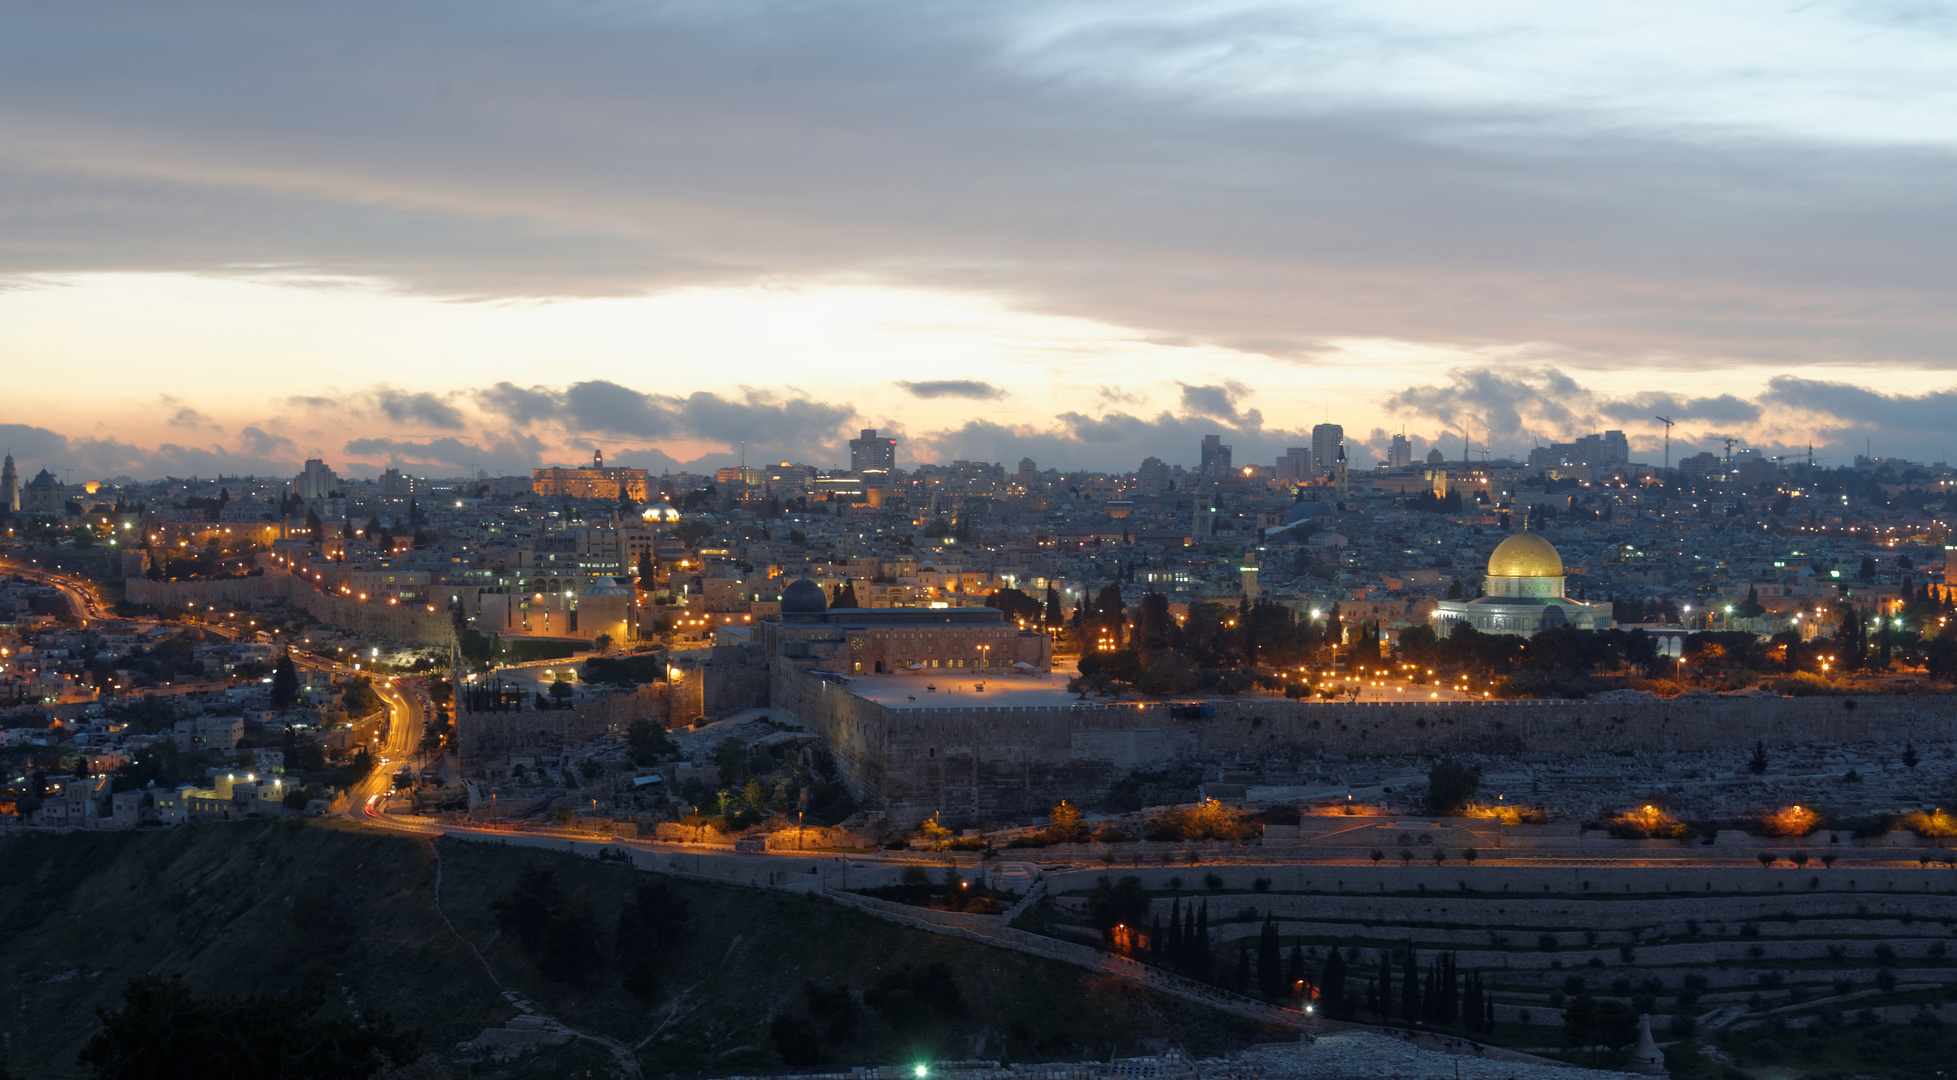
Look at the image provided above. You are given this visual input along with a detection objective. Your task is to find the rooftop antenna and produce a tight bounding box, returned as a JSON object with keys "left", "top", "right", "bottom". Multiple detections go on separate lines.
{"left": 1723, "top": 437, "right": 1736, "bottom": 468}
{"left": 1654, "top": 415, "right": 1674, "bottom": 472}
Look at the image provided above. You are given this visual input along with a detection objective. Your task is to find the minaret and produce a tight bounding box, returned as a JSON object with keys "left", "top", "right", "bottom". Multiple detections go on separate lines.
{"left": 1, "top": 454, "right": 16, "bottom": 513}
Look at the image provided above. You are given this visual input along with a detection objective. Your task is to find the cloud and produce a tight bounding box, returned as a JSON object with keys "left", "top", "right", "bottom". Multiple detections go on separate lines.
{"left": 373, "top": 387, "right": 466, "bottom": 430}
{"left": 0, "top": 422, "right": 303, "bottom": 481}
{"left": 342, "top": 433, "right": 545, "bottom": 475}
{"left": 913, "top": 403, "right": 1301, "bottom": 472}
{"left": 1178, "top": 381, "right": 1248, "bottom": 421}
{"left": 897, "top": 380, "right": 1006, "bottom": 400}
{"left": 1758, "top": 377, "right": 1957, "bottom": 431}
{"left": 1378, "top": 365, "right": 1957, "bottom": 464}
{"left": 162, "top": 396, "right": 220, "bottom": 431}
{"left": 473, "top": 380, "right": 856, "bottom": 457}
{"left": 238, "top": 426, "right": 295, "bottom": 457}
{"left": 1, "top": 1, "right": 1953, "bottom": 377}
{"left": 475, "top": 382, "right": 563, "bottom": 425}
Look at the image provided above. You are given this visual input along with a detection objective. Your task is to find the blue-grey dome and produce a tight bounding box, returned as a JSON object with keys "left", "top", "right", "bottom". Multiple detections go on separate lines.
{"left": 780, "top": 578, "right": 827, "bottom": 615}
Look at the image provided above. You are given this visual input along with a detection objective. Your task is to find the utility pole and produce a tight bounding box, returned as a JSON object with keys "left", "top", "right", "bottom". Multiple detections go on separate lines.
{"left": 1654, "top": 416, "right": 1673, "bottom": 472}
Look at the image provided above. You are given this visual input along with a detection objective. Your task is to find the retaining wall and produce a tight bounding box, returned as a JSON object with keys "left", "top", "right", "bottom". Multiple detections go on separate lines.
{"left": 125, "top": 569, "right": 457, "bottom": 645}
{"left": 457, "top": 684, "right": 669, "bottom": 768}
{"left": 789, "top": 666, "right": 1957, "bottom": 823}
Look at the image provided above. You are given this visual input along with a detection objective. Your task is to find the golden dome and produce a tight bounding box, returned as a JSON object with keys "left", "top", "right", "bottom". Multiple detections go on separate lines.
{"left": 1486, "top": 531, "right": 1563, "bottom": 578}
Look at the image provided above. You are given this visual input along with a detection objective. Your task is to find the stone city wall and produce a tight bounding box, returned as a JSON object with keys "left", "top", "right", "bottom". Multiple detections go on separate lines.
{"left": 788, "top": 672, "right": 1957, "bottom": 822}
{"left": 124, "top": 574, "right": 291, "bottom": 609}
{"left": 458, "top": 683, "right": 669, "bottom": 768}
{"left": 125, "top": 569, "right": 456, "bottom": 646}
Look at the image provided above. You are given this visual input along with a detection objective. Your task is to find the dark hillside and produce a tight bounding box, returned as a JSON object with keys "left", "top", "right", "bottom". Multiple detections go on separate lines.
{"left": 0, "top": 822, "right": 1283, "bottom": 1078}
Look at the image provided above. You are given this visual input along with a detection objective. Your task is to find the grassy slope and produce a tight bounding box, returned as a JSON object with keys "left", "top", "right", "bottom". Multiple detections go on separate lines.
{"left": 0, "top": 822, "right": 1284, "bottom": 1078}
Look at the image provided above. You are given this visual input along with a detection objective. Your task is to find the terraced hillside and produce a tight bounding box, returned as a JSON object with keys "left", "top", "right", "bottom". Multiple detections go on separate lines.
{"left": 1034, "top": 865, "right": 1957, "bottom": 1077}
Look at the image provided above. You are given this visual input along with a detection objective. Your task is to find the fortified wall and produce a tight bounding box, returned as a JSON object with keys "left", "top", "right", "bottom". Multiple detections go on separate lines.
{"left": 457, "top": 683, "right": 670, "bottom": 770}
{"left": 785, "top": 669, "right": 1957, "bottom": 823}
{"left": 125, "top": 570, "right": 456, "bottom": 645}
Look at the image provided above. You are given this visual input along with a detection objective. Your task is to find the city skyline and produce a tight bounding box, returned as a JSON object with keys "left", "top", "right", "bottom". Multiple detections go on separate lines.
{"left": 5, "top": 1, "right": 1957, "bottom": 480}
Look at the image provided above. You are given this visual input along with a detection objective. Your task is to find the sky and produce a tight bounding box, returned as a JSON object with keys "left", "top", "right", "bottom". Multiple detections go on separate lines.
{"left": 2, "top": 0, "right": 1955, "bottom": 483}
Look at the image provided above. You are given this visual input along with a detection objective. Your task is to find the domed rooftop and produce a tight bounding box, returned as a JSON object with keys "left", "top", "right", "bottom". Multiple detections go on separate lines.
{"left": 583, "top": 578, "right": 632, "bottom": 596}
{"left": 641, "top": 502, "right": 681, "bottom": 523}
{"left": 1286, "top": 500, "right": 1334, "bottom": 523}
{"left": 1486, "top": 531, "right": 1563, "bottom": 578}
{"left": 780, "top": 577, "right": 828, "bottom": 615}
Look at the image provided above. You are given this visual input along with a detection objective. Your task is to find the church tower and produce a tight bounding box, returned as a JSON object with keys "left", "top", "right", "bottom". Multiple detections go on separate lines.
{"left": 1, "top": 454, "right": 16, "bottom": 513}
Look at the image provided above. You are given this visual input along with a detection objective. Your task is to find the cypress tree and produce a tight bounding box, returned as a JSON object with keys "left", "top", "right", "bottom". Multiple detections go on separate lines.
{"left": 1441, "top": 952, "right": 1459, "bottom": 1024}
{"left": 1168, "top": 899, "right": 1183, "bottom": 964}
{"left": 1401, "top": 945, "right": 1421, "bottom": 1021}
{"left": 1377, "top": 950, "right": 1394, "bottom": 1018}
{"left": 1195, "top": 901, "right": 1211, "bottom": 978}
{"left": 1287, "top": 944, "right": 1306, "bottom": 997}
{"left": 1149, "top": 915, "right": 1164, "bottom": 959}
{"left": 1236, "top": 941, "right": 1251, "bottom": 992}
{"left": 1421, "top": 962, "right": 1437, "bottom": 1022}
{"left": 1321, "top": 946, "right": 1346, "bottom": 1015}
{"left": 1257, "top": 916, "right": 1283, "bottom": 999}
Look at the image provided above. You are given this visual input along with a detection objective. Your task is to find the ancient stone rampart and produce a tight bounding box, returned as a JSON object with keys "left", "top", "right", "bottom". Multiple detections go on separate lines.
{"left": 792, "top": 672, "right": 1957, "bottom": 822}
{"left": 457, "top": 684, "right": 668, "bottom": 768}
{"left": 124, "top": 574, "right": 291, "bottom": 608}
{"left": 125, "top": 569, "right": 456, "bottom": 645}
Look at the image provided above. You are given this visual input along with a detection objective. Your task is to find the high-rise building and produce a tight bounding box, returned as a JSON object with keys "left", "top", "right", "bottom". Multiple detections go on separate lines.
{"left": 1311, "top": 424, "right": 1344, "bottom": 478}
{"left": 1, "top": 454, "right": 16, "bottom": 512}
{"left": 1017, "top": 458, "right": 1038, "bottom": 490}
{"left": 1389, "top": 434, "right": 1413, "bottom": 469}
{"left": 1137, "top": 456, "right": 1169, "bottom": 496}
{"left": 850, "top": 428, "right": 898, "bottom": 487}
{"left": 296, "top": 458, "right": 338, "bottom": 501}
{"left": 1525, "top": 430, "right": 1632, "bottom": 472}
{"left": 378, "top": 468, "right": 416, "bottom": 496}
{"left": 1199, "top": 434, "right": 1232, "bottom": 478}
{"left": 1276, "top": 447, "right": 1312, "bottom": 483}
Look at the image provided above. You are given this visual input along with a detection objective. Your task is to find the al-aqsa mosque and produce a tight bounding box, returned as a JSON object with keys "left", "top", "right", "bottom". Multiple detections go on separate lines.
{"left": 1433, "top": 528, "right": 1612, "bottom": 637}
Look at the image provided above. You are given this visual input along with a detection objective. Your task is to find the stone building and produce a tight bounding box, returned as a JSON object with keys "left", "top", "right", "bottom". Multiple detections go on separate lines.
{"left": 1432, "top": 528, "right": 1612, "bottom": 637}
{"left": 764, "top": 577, "right": 1050, "bottom": 678}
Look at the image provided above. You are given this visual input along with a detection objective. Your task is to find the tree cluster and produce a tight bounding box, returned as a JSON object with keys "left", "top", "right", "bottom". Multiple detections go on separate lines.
{"left": 77, "top": 974, "right": 416, "bottom": 1080}
{"left": 1148, "top": 896, "right": 1213, "bottom": 979}
{"left": 489, "top": 866, "right": 690, "bottom": 995}
{"left": 1363, "top": 945, "right": 1486, "bottom": 1030}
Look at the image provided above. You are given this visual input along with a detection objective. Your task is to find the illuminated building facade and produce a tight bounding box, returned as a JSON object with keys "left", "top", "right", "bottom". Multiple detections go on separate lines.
{"left": 1433, "top": 530, "right": 1612, "bottom": 637}
{"left": 532, "top": 450, "right": 650, "bottom": 501}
